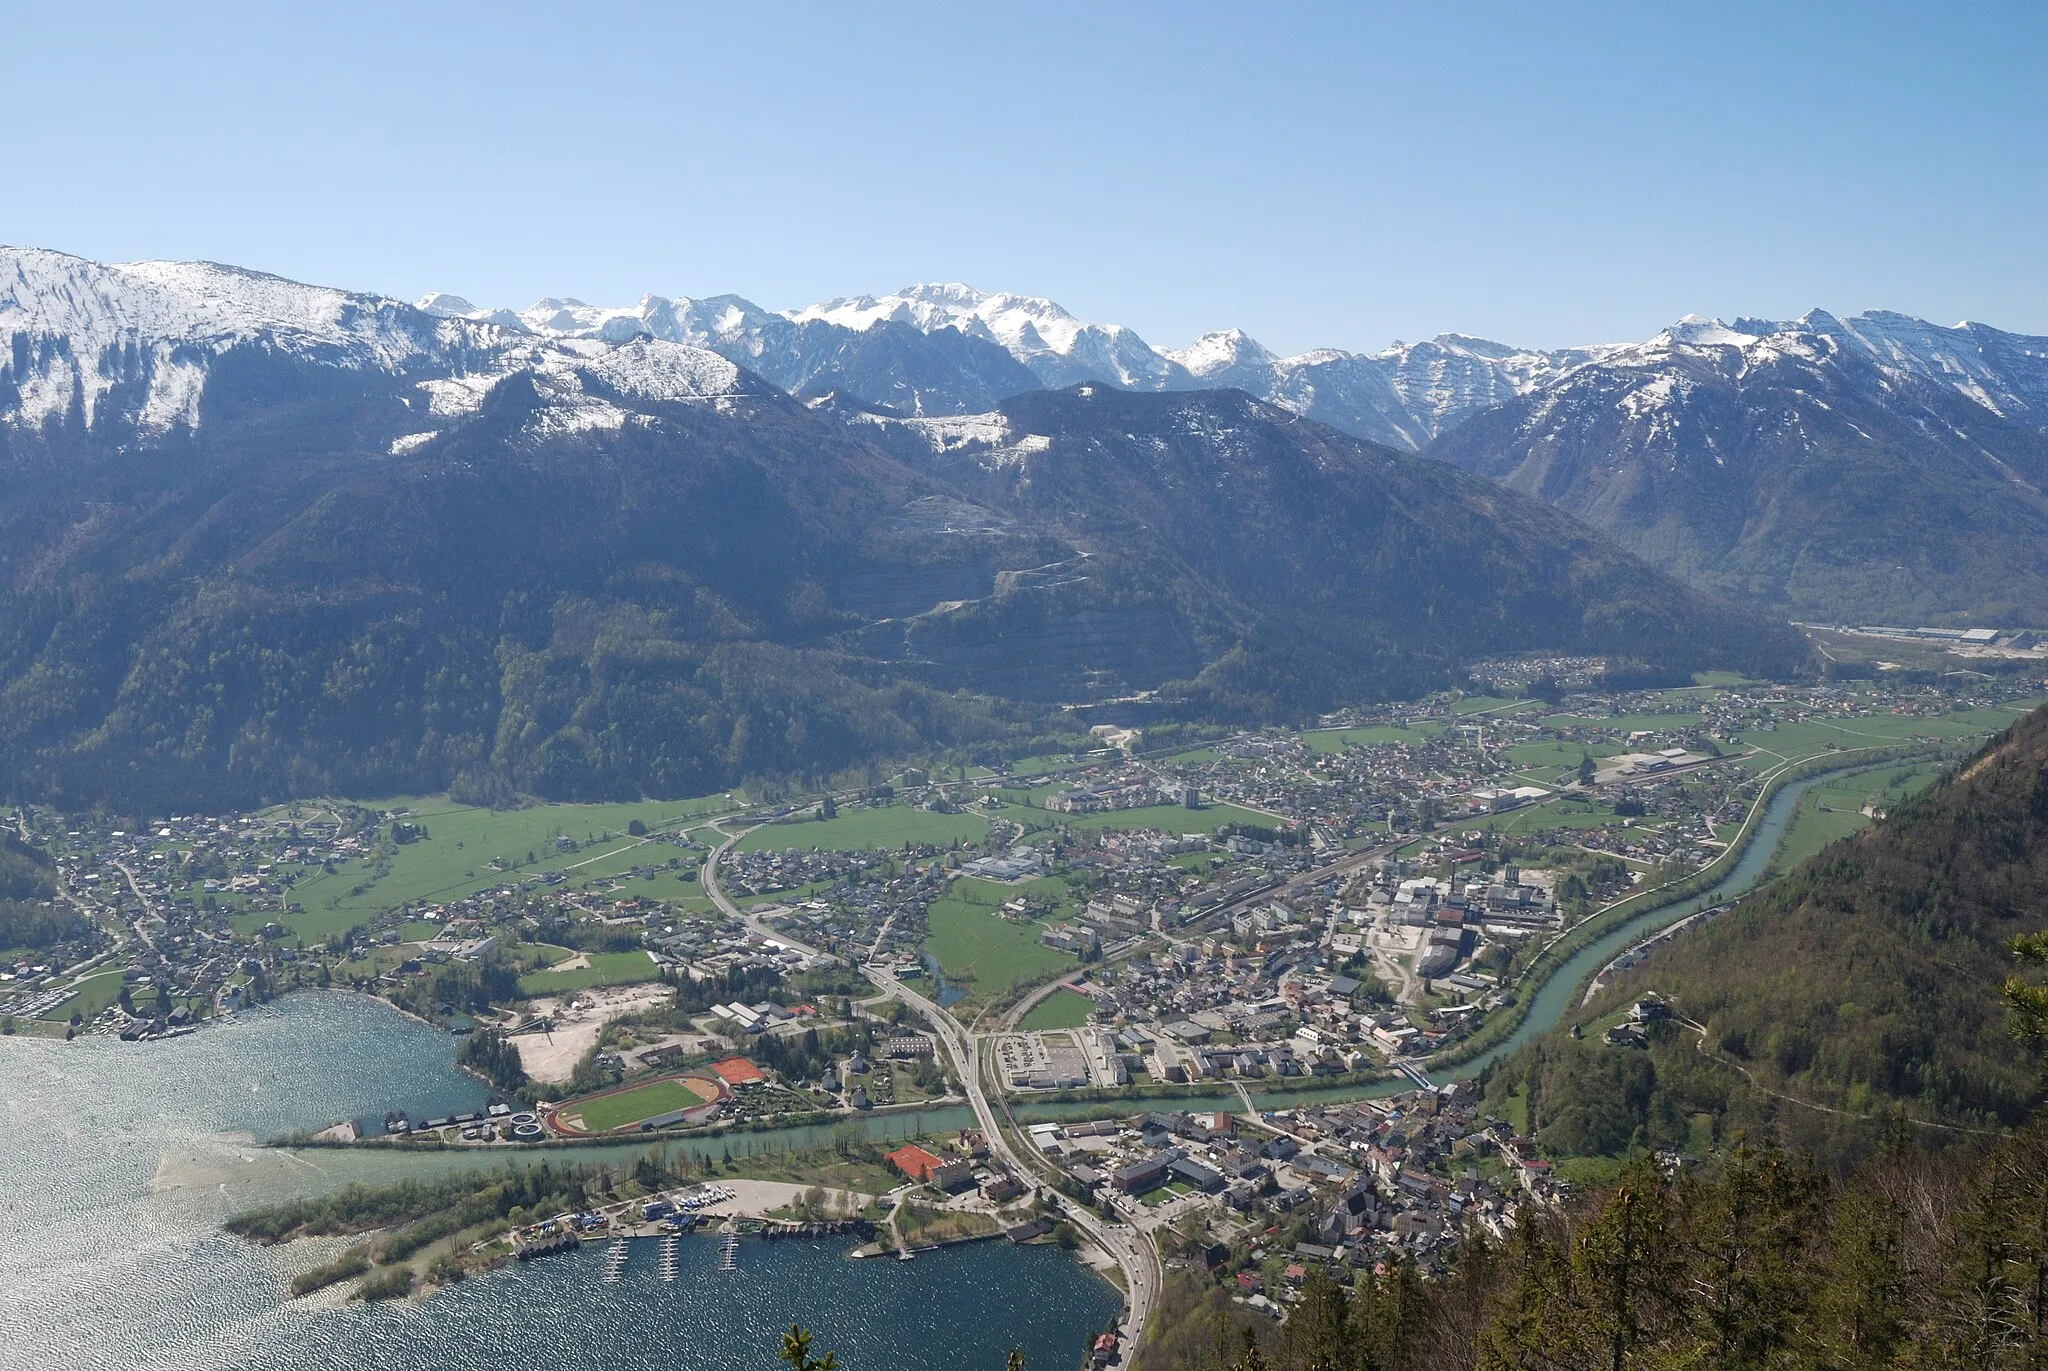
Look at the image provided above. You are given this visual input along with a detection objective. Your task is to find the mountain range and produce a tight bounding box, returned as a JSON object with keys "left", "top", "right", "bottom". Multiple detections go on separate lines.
{"left": 0, "top": 246, "right": 1794, "bottom": 808}
{"left": 11, "top": 248, "right": 2048, "bottom": 624}
{"left": 412, "top": 276, "right": 2048, "bottom": 626}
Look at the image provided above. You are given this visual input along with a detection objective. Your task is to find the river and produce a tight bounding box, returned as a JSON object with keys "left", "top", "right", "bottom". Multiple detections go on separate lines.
{"left": 1453, "top": 767, "right": 1840, "bottom": 1074}
{"left": 0, "top": 993, "right": 1119, "bottom": 1371}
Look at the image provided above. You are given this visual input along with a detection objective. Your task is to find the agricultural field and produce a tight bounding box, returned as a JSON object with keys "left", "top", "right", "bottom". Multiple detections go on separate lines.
{"left": 1772, "top": 762, "right": 1944, "bottom": 870}
{"left": 984, "top": 779, "right": 1068, "bottom": 808}
{"left": 1019, "top": 988, "right": 1096, "bottom": 1031}
{"left": 1732, "top": 710, "right": 2017, "bottom": 772}
{"left": 1499, "top": 740, "right": 1623, "bottom": 785}
{"left": 1451, "top": 696, "right": 1535, "bottom": 715}
{"left": 1398, "top": 796, "right": 1621, "bottom": 854}
{"left": 736, "top": 802, "right": 987, "bottom": 855}
{"left": 1542, "top": 711, "right": 1704, "bottom": 734}
{"left": 251, "top": 792, "right": 736, "bottom": 939}
{"left": 950, "top": 874, "right": 1076, "bottom": 911}
{"left": 922, "top": 885, "right": 1075, "bottom": 1004}
{"left": 999, "top": 754, "right": 1087, "bottom": 780}
{"left": 1014, "top": 801, "right": 1274, "bottom": 838}
{"left": 1302, "top": 724, "right": 1440, "bottom": 751}
{"left": 516, "top": 950, "right": 660, "bottom": 996}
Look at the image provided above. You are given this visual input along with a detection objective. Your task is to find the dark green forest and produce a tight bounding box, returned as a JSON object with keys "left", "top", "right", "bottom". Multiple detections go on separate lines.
{"left": 0, "top": 354, "right": 1800, "bottom": 813}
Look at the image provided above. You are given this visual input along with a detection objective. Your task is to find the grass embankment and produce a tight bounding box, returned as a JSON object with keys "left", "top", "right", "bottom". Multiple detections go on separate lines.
{"left": 897, "top": 1203, "right": 1001, "bottom": 1246}
{"left": 231, "top": 1139, "right": 916, "bottom": 1300}
{"left": 1019, "top": 989, "right": 1095, "bottom": 1031}
{"left": 230, "top": 1165, "right": 619, "bottom": 1300}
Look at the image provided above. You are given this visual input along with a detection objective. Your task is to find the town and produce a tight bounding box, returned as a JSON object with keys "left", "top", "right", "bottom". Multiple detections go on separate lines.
{"left": 2, "top": 670, "right": 2037, "bottom": 1343}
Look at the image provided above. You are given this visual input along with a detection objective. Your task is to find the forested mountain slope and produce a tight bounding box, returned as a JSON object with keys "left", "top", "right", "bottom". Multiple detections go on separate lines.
{"left": 1486, "top": 703, "right": 2048, "bottom": 1168}
{"left": 0, "top": 249, "right": 1802, "bottom": 811}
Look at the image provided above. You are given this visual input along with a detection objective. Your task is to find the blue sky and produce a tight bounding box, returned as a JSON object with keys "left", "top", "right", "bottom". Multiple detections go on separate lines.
{"left": 6, "top": 1, "right": 2043, "bottom": 352}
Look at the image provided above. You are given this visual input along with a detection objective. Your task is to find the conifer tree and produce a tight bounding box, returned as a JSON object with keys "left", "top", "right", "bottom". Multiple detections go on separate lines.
{"left": 1809, "top": 1180, "right": 1908, "bottom": 1370}
{"left": 1571, "top": 1154, "right": 1680, "bottom": 1371}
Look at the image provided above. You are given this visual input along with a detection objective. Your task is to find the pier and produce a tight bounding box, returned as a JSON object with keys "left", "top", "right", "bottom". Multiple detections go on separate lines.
{"left": 659, "top": 1234, "right": 679, "bottom": 1282}
{"left": 602, "top": 1236, "right": 629, "bottom": 1283}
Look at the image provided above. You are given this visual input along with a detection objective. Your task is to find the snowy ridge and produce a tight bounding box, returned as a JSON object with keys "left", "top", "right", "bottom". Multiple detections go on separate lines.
{"left": 408, "top": 274, "right": 2048, "bottom": 448}
{"left": 1, "top": 246, "right": 452, "bottom": 436}
{"left": 789, "top": 282, "right": 1190, "bottom": 391}
{"left": 10, "top": 244, "right": 2048, "bottom": 460}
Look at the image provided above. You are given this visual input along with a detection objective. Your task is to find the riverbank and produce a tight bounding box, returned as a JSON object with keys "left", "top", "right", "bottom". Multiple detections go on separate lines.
{"left": 1432, "top": 745, "right": 1946, "bottom": 1075}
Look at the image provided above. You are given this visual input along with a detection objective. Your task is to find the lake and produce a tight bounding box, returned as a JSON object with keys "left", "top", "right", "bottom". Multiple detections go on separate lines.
{"left": 0, "top": 992, "right": 1120, "bottom": 1370}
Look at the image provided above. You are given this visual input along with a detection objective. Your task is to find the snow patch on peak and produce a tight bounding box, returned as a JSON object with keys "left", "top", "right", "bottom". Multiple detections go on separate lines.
{"left": 416, "top": 292, "right": 477, "bottom": 316}
{"left": 518, "top": 297, "right": 648, "bottom": 339}
{"left": 1657, "top": 315, "right": 1760, "bottom": 348}
{"left": 1166, "top": 329, "right": 1277, "bottom": 380}
{"left": 417, "top": 292, "right": 528, "bottom": 331}
{"left": 578, "top": 338, "right": 746, "bottom": 403}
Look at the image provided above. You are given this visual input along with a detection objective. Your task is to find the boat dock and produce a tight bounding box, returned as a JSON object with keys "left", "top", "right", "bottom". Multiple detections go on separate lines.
{"left": 602, "top": 1236, "right": 629, "bottom": 1283}
{"left": 659, "top": 1234, "right": 680, "bottom": 1282}
{"left": 719, "top": 1221, "right": 740, "bottom": 1272}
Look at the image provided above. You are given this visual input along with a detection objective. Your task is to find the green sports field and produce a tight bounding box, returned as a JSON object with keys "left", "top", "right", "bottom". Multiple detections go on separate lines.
{"left": 558, "top": 1076, "right": 717, "bottom": 1133}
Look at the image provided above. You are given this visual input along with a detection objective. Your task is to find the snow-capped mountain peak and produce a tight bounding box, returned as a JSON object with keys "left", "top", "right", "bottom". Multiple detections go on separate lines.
{"left": 1166, "top": 329, "right": 1280, "bottom": 391}
{"left": 2, "top": 245, "right": 448, "bottom": 437}
{"left": 12, "top": 244, "right": 2048, "bottom": 464}
{"left": 1653, "top": 314, "right": 1760, "bottom": 348}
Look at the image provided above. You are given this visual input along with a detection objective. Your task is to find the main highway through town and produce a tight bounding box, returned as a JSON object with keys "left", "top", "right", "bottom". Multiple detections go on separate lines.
{"left": 702, "top": 824, "right": 1162, "bottom": 1357}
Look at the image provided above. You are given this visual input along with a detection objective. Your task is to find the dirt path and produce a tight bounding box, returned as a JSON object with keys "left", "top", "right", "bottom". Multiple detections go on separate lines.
{"left": 1673, "top": 1013, "right": 2001, "bottom": 1137}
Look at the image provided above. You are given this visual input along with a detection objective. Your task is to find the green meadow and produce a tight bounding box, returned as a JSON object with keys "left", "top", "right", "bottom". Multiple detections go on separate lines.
{"left": 515, "top": 950, "right": 660, "bottom": 996}
{"left": 737, "top": 802, "right": 988, "bottom": 855}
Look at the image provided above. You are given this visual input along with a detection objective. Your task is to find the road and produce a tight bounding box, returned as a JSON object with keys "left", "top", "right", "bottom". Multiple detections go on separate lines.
{"left": 704, "top": 831, "right": 1160, "bottom": 1358}
{"left": 866, "top": 961, "right": 1161, "bottom": 1354}
{"left": 110, "top": 860, "right": 161, "bottom": 954}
